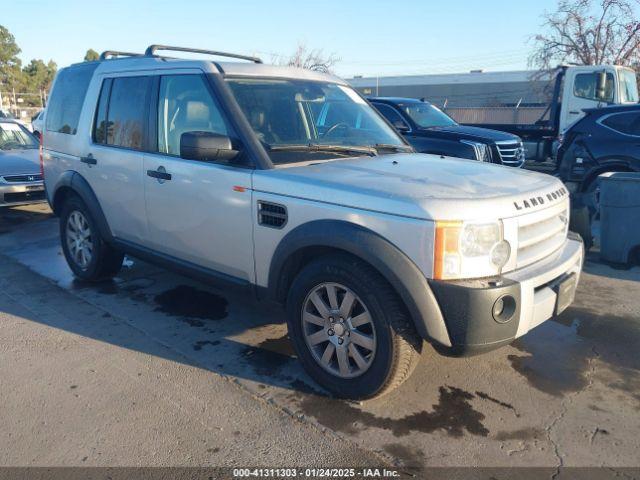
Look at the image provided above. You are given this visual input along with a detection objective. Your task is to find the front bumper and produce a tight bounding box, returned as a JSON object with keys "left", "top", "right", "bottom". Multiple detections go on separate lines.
{"left": 429, "top": 233, "right": 584, "bottom": 355}
{"left": 0, "top": 182, "right": 46, "bottom": 207}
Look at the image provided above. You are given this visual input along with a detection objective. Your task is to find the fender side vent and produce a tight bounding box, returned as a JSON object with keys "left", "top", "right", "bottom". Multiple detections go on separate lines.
{"left": 258, "top": 201, "right": 287, "bottom": 229}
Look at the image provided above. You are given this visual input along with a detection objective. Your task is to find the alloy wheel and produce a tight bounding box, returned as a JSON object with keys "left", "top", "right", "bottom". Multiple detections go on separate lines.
{"left": 301, "top": 282, "right": 377, "bottom": 379}
{"left": 65, "top": 210, "right": 94, "bottom": 270}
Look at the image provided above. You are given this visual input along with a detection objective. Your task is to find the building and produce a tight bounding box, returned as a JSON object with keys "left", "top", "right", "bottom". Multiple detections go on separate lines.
{"left": 348, "top": 70, "right": 553, "bottom": 108}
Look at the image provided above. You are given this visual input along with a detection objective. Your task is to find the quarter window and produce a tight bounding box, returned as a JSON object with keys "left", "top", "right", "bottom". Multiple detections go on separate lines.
{"left": 602, "top": 112, "right": 640, "bottom": 136}
{"left": 157, "top": 75, "right": 228, "bottom": 156}
{"left": 46, "top": 63, "right": 98, "bottom": 135}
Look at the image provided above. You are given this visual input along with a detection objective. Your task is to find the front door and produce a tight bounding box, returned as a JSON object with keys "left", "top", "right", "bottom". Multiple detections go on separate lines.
{"left": 143, "top": 73, "right": 254, "bottom": 282}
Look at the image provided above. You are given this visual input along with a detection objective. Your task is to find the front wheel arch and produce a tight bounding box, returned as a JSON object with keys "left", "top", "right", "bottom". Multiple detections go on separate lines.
{"left": 267, "top": 220, "right": 450, "bottom": 347}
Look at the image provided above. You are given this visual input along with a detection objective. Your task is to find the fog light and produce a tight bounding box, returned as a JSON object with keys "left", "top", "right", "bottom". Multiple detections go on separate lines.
{"left": 490, "top": 240, "right": 511, "bottom": 269}
{"left": 492, "top": 294, "right": 516, "bottom": 323}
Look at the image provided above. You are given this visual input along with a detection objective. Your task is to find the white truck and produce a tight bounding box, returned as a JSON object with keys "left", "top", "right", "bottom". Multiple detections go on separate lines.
{"left": 43, "top": 45, "right": 584, "bottom": 399}
{"left": 463, "top": 65, "right": 639, "bottom": 164}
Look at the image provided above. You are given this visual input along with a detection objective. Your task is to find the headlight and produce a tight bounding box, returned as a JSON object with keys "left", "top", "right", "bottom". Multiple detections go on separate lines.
{"left": 461, "top": 140, "right": 491, "bottom": 162}
{"left": 434, "top": 220, "right": 511, "bottom": 280}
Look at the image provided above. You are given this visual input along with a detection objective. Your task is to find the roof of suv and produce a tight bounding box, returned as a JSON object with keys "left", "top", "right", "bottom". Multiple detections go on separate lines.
{"left": 71, "top": 54, "right": 347, "bottom": 85}
{"left": 583, "top": 104, "right": 640, "bottom": 115}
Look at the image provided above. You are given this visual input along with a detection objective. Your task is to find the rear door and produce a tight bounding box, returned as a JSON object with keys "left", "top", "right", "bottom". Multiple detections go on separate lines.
{"left": 85, "top": 74, "right": 152, "bottom": 243}
{"left": 142, "top": 72, "right": 254, "bottom": 282}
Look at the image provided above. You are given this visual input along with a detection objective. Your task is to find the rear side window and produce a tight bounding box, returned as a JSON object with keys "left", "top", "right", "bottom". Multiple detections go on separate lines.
{"left": 46, "top": 63, "right": 98, "bottom": 135}
{"left": 601, "top": 112, "right": 640, "bottom": 136}
{"left": 93, "top": 76, "right": 151, "bottom": 150}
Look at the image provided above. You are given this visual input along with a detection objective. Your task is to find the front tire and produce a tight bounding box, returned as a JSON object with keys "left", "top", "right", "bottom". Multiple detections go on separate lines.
{"left": 286, "top": 254, "right": 422, "bottom": 400}
{"left": 60, "top": 196, "right": 124, "bottom": 281}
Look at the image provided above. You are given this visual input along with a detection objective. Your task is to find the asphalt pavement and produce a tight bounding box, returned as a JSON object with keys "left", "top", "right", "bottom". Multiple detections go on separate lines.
{"left": 0, "top": 204, "right": 638, "bottom": 476}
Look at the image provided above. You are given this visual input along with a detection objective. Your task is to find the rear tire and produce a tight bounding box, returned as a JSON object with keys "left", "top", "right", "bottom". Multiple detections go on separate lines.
{"left": 286, "top": 253, "right": 422, "bottom": 400}
{"left": 60, "top": 195, "right": 123, "bottom": 281}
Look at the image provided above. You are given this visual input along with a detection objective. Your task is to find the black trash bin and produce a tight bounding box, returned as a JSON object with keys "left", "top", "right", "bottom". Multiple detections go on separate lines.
{"left": 600, "top": 172, "right": 640, "bottom": 264}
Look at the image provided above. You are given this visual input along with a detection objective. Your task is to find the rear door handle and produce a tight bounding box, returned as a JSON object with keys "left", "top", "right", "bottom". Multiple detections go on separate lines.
{"left": 147, "top": 169, "right": 172, "bottom": 181}
{"left": 80, "top": 155, "right": 97, "bottom": 165}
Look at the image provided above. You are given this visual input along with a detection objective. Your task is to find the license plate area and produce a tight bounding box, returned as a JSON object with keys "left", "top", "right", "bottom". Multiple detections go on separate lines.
{"left": 552, "top": 273, "right": 577, "bottom": 315}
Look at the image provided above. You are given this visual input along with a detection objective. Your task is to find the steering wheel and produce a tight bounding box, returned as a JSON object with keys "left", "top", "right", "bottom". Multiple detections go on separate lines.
{"left": 323, "top": 122, "right": 350, "bottom": 138}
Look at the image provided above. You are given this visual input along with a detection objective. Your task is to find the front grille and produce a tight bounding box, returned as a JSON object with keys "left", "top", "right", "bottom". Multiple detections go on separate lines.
{"left": 3, "top": 190, "right": 46, "bottom": 204}
{"left": 2, "top": 174, "right": 43, "bottom": 183}
{"left": 496, "top": 141, "right": 525, "bottom": 166}
{"left": 516, "top": 203, "right": 569, "bottom": 269}
{"left": 257, "top": 201, "right": 287, "bottom": 229}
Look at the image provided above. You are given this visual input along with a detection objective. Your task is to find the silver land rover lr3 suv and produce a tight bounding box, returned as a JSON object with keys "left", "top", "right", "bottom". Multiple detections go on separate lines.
{"left": 43, "top": 46, "right": 583, "bottom": 399}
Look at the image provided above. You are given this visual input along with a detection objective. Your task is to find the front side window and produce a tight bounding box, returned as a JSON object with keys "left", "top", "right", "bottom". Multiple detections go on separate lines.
{"left": 602, "top": 112, "right": 640, "bottom": 136}
{"left": 619, "top": 69, "right": 639, "bottom": 104}
{"left": 226, "top": 78, "right": 406, "bottom": 164}
{"left": 574, "top": 72, "right": 615, "bottom": 102}
{"left": 372, "top": 103, "right": 410, "bottom": 129}
{"left": 157, "top": 75, "right": 228, "bottom": 156}
{"left": 0, "top": 122, "right": 38, "bottom": 150}
{"left": 46, "top": 63, "right": 98, "bottom": 135}
{"left": 401, "top": 103, "right": 457, "bottom": 128}
{"left": 93, "top": 76, "right": 150, "bottom": 150}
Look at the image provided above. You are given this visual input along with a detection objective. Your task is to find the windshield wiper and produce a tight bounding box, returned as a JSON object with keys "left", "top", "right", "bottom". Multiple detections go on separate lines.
{"left": 373, "top": 143, "right": 414, "bottom": 153}
{"left": 268, "top": 143, "right": 378, "bottom": 157}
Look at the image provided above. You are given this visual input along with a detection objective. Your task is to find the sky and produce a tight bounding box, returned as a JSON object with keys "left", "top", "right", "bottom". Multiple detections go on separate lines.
{"left": 5, "top": 0, "right": 560, "bottom": 79}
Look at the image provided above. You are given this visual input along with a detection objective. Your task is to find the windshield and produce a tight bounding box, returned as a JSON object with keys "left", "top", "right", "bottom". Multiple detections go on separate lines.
{"left": 0, "top": 122, "right": 38, "bottom": 150}
{"left": 0, "top": 110, "right": 16, "bottom": 119}
{"left": 620, "top": 69, "right": 639, "bottom": 103}
{"left": 226, "top": 78, "right": 406, "bottom": 164}
{"left": 401, "top": 102, "right": 457, "bottom": 128}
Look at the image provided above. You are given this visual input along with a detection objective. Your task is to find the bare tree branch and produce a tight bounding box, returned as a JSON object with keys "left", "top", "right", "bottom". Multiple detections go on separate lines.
{"left": 273, "top": 42, "right": 340, "bottom": 73}
{"left": 530, "top": 0, "right": 640, "bottom": 69}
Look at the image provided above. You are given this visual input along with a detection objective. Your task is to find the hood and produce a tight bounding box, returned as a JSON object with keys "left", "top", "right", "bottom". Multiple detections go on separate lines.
{"left": 0, "top": 148, "right": 40, "bottom": 177}
{"left": 253, "top": 153, "right": 566, "bottom": 221}
{"left": 417, "top": 125, "right": 520, "bottom": 143}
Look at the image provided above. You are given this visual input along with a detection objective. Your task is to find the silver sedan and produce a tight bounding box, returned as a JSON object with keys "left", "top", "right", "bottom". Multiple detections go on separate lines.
{"left": 0, "top": 119, "right": 45, "bottom": 208}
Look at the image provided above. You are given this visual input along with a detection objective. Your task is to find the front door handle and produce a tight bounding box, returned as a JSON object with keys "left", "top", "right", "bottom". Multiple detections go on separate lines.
{"left": 80, "top": 154, "right": 97, "bottom": 165}
{"left": 147, "top": 168, "right": 172, "bottom": 181}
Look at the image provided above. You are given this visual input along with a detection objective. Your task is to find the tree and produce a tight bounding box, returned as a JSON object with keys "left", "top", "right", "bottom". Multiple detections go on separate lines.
{"left": 84, "top": 49, "right": 100, "bottom": 62}
{"left": 22, "top": 59, "right": 57, "bottom": 106}
{"left": 0, "top": 25, "right": 22, "bottom": 96}
{"left": 275, "top": 42, "right": 340, "bottom": 73}
{"left": 530, "top": 0, "right": 640, "bottom": 69}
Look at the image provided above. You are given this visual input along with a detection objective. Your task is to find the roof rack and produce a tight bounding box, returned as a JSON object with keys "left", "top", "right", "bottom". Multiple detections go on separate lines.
{"left": 144, "top": 44, "right": 263, "bottom": 64}
{"left": 99, "top": 50, "right": 142, "bottom": 61}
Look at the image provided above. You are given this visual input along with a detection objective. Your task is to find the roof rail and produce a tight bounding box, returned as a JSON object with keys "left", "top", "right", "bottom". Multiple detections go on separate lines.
{"left": 144, "top": 44, "right": 263, "bottom": 64}
{"left": 99, "top": 50, "right": 142, "bottom": 61}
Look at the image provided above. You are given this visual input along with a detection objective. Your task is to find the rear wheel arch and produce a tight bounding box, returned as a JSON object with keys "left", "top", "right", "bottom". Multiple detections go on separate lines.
{"left": 267, "top": 220, "right": 450, "bottom": 346}
{"left": 580, "top": 160, "right": 634, "bottom": 192}
{"left": 51, "top": 171, "right": 113, "bottom": 242}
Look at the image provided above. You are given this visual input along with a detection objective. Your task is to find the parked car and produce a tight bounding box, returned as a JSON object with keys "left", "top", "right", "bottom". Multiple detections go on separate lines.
{"left": 556, "top": 104, "right": 640, "bottom": 243}
{"left": 369, "top": 97, "right": 525, "bottom": 167}
{"left": 31, "top": 109, "right": 45, "bottom": 140}
{"left": 0, "top": 119, "right": 45, "bottom": 207}
{"left": 435, "top": 65, "right": 638, "bottom": 165}
{"left": 43, "top": 45, "right": 583, "bottom": 400}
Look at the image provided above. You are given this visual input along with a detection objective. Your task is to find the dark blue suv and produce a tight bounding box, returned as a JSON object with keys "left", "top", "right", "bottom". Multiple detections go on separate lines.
{"left": 557, "top": 104, "right": 640, "bottom": 217}
{"left": 369, "top": 97, "right": 525, "bottom": 167}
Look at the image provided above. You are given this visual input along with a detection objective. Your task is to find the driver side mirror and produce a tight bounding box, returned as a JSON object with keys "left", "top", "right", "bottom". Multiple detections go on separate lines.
{"left": 393, "top": 120, "right": 410, "bottom": 133}
{"left": 180, "top": 131, "right": 239, "bottom": 162}
{"left": 596, "top": 70, "right": 608, "bottom": 102}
